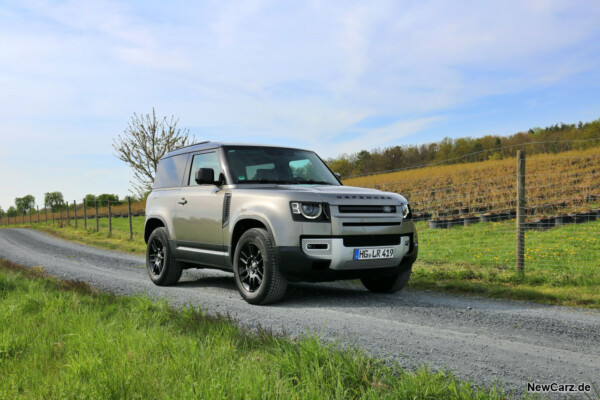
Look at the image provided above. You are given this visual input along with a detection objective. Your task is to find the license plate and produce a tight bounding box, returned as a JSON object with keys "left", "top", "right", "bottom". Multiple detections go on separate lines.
{"left": 353, "top": 248, "right": 394, "bottom": 260}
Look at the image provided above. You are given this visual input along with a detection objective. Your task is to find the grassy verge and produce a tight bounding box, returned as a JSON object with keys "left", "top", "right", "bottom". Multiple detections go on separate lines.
{"left": 412, "top": 219, "right": 600, "bottom": 307}
{"left": 0, "top": 259, "right": 510, "bottom": 399}
{"left": 2, "top": 216, "right": 600, "bottom": 307}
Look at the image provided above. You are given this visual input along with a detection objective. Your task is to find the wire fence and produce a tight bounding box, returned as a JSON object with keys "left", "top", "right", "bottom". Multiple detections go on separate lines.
{"left": 0, "top": 198, "right": 146, "bottom": 241}
{"left": 346, "top": 149, "right": 600, "bottom": 276}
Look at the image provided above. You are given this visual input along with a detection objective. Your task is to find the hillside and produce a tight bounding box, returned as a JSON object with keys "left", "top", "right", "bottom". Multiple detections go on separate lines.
{"left": 344, "top": 148, "right": 600, "bottom": 220}
{"left": 329, "top": 118, "right": 600, "bottom": 178}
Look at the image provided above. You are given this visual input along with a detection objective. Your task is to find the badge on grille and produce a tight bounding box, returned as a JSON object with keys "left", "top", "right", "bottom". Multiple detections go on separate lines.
{"left": 383, "top": 206, "right": 392, "bottom": 213}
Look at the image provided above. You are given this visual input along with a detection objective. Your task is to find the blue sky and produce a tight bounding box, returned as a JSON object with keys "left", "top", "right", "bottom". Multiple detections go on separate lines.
{"left": 1, "top": 0, "right": 600, "bottom": 209}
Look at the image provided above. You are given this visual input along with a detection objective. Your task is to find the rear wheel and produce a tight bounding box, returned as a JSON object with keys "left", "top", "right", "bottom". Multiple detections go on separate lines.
{"left": 146, "top": 227, "right": 182, "bottom": 286}
{"left": 233, "top": 228, "right": 287, "bottom": 305}
{"left": 361, "top": 265, "right": 412, "bottom": 293}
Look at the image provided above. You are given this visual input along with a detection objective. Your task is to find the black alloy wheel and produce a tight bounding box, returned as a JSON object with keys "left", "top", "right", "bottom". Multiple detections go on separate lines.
{"left": 145, "top": 227, "right": 182, "bottom": 286}
{"left": 237, "top": 242, "right": 264, "bottom": 293}
{"left": 148, "top": 237, "right": 165, "bottom": 277}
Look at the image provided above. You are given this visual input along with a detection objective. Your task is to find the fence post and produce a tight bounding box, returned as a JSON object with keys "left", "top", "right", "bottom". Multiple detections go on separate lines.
{"left": 45, "top": 206, "right": 48, "bottom": 224}
{"left": 66, "top": 202, "right": 70, "bottom": 226}
{"left": 84, "top": 200, "right": 87, "bottom": 230}
{"left": 51, "top": 206, "right": 54, "bottom": 226}
{"left": 95, "top": 200, "right": 99, "bottom": 232}
{"left": 128, "top": 197, "right": 133, "bottom": 240}
{"left": 74, "top": 200, "right": 78, "bottom": 228}
{"left": 22, "top": 212, "right": 25, "bottom": 224}
{"left": 60, "top": 204, "right": 63, "bottom": 227}
{"left": 37, "top": 206, "right": 40, "bottom": 223}
{"left": 516, "top": 150, "right": 526, "bottom": 276}
{"left": 108, "top": 199, "right": 112, "bottom": 237}
{"left": 29, "top": 209, "right": 32, "bottom": 225}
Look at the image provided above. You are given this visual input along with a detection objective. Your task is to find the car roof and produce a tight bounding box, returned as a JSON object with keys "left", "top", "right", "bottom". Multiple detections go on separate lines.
{"left": 162, "top": 142, "right": 310, "bottom": 159}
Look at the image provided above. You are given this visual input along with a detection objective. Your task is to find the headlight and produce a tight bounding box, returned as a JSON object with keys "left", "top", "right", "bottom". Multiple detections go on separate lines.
{"left": 401, "top": 203, "right": 411, "bottom": 219}
{"left": 290, "top": 202, "right": 325, "bottom": 220}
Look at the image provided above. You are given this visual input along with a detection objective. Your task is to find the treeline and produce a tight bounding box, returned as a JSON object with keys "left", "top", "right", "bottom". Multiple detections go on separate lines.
{"left": 0, "top": 192, "right": 136, "bottom": 219}
{"left": 327, "top": 118, "right": 600, "bottom": 177}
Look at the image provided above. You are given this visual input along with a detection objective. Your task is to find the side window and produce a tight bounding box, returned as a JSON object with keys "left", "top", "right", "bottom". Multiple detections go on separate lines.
{"left": 154, "top": 154, "right": 188, "bottom": 188}
{"left": 188, "top": 152, "right": 222, "bottom": 185}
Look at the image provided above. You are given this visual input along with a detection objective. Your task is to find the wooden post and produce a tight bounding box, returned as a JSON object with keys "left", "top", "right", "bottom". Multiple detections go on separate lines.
{"left": 29, "top": 209, "right": 32, "bottom": 225}
{"left": 45, "top": 206, "right": 48, "bottom": 225}
{"left": 37, "top": 206, "right": 40, "bottom": 223}
{"left": 516, "top": 150, "right": 526, "bottom": 275}
{"left": 74, "top": 200, "right": 77, "bottom": 228}
{"left": 51, "top": 206, "right": 54, "bottom": 225}
{"left": 108, "top": 199, "right": 112, "bottom": 237}
{"left": 60, "top": 204, "right": 63, "bottom": 226}
{"left": 66, "top": 202, "right": 70, "bottom": 226}
{"left": 95, "top": 200, "right": 99, "bottom": 232}
{"left": 84, "top": 200, "right": 87, "bottom": 230}
{"left": 128, "top": 197, "right": 133, "bottom": 240}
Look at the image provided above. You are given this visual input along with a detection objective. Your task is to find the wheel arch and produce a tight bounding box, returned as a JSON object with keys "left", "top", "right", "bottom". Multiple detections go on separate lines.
{"left": 230, "top": 217, "right": 275, "bottom": 263}
{"left": 144, "top": 216, "right": 168, "bottom": 243}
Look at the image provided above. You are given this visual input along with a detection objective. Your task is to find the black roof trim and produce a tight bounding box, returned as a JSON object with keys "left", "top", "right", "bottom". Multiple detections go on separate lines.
{"left": 161, "top": 142, "right": 311, "bottom": 159}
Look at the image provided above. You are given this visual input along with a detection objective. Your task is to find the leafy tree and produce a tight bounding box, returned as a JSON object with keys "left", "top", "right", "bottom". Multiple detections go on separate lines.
{"left": 112, "top": 108, "right": 195, "bottom": 197}
{"left": 15, "top": 195, "right": 35, "bottom": 214}
{"left": 44, "top": 192, "right": 64, "bottom": 209}
{"left": 97, "top": 194, "right": 120, "bottom": 207}
{"left": 0, "top": 206, "right": 5, "bottom": 218}
{"left": 7, "top": 206, "right": 17, "bottom": 217}
{"left": 84, "top": 194, "right": 97, "bottom": 206}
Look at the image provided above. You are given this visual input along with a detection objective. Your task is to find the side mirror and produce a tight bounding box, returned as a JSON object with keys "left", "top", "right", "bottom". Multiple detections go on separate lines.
{"left": 195, "top": 168, "right": 215, "bottom": 185}
{"left": 335, "top": 172, "right": 341, "bottom": 180}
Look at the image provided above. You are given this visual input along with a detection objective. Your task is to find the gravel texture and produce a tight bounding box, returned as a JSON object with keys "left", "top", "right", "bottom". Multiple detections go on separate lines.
{"left": 1, "top": 228, "right": 599, "bottom": 398}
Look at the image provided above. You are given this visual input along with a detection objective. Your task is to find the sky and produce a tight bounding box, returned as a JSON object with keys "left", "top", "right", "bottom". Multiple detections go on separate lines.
{"left": 1, "top": 0, "right": 600, "bottom": 209}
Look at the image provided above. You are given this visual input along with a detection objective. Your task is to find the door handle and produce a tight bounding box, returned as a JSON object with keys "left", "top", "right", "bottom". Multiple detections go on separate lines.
{"left": 178, "top": 198, "right": 187, "bottom": 205}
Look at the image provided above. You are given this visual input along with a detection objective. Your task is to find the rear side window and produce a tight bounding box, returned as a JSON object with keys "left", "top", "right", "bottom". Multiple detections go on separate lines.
{"left": 154, "top": 154, "right": 188, "bottom": 188}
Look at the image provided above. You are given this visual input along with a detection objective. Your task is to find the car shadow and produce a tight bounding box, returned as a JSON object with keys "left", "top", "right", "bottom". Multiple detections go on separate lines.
{"left": 173, "top": 268, "right": 419, "bottom": 308}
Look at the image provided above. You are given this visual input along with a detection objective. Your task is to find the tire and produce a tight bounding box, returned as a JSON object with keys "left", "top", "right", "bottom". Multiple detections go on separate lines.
{"left": 233, "top": 228, "right": 287, "bottom": 305}
{"left": 361, "top": 264, "right": 412, "bottom": 294}
{"left": 146, "top": 227, "right": 182, "bottom": 286}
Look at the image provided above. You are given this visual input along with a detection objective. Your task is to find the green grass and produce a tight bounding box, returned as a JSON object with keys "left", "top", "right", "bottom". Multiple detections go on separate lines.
{"left": 0, "top": 260, "right": 511, "bottom": 399}
{"left": 412, "top": 219, "right": 600, "bottom": 307}
{"left": 2, "top": 216, "right": 600, "bottom": 307}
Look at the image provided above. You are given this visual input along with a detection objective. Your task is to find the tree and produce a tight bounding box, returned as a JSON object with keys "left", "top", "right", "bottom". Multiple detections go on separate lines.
{"left": 7, "top": 206, "right": 17, "bottom": 217}
{"left": 84, "top": 194, "right": 97, "bottom": 206}
{"left": 97, "top": 194, "right": 120, "bottom": 207}
{"left": 113, "top": 108, "right": 195, "bottom": 196}
{"left": 44, "top": 192, "right": 64, "bottom": 209}
{"left": 15, "top": 195, "right": 35, "bottom": 214}
{"left": 0, "top": 206, "right": 5, "bottom": 218}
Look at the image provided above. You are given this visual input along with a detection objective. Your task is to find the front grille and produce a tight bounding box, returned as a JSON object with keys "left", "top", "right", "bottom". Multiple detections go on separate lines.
{"left": 338, "top": 205, "right": 397, "bottom": 214}
{"left": 342, "top": 222, "right": 401, "bottom": 227}
{"left": 343, "top": 235, "right": 401, "bottom": 247}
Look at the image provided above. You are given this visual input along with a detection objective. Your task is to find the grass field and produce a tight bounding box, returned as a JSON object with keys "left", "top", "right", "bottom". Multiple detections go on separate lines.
{"left": 0, "top": 259, "right": 510, "bottom": 399}
{"left": 2, "top": 214, "right": 600, "bottom": 308}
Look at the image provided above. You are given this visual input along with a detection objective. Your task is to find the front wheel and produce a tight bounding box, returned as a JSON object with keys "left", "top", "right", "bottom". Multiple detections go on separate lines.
{"left": 146, "top": 227, "right": 182, "bottom": 286}
{"left": 233, "top": 228, "right": 287, "bottom": 305}
{"left": 361, "top": 265, "right": 412, "bottom": 293}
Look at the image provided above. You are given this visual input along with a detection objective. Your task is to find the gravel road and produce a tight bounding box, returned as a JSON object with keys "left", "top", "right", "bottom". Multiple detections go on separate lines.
{"left": 1, "top": 228, "right": 598, "bottom": 398}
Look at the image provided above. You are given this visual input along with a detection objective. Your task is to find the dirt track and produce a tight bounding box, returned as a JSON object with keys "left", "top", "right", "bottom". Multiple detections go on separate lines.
{"left": 1, "top": 228, "right": 598, "bottom": 398}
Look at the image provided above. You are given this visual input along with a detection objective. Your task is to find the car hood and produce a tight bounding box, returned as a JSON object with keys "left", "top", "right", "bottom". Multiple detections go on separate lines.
{"left": 233, "top": 184, "right": 407, "bottom": 204}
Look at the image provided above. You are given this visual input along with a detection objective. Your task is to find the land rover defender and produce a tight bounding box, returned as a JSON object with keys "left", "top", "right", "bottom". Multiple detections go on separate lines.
{"left": 144, "top": 142, "right": 418, "bottom": 304}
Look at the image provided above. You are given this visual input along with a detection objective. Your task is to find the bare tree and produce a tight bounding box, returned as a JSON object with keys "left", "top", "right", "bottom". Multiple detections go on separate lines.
{"left": 113, "top": 108, "right": 195, "bottom": 197}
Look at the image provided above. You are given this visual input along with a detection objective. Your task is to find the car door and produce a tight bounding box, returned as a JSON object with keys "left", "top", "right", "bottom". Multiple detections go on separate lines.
{"left": 173, "top": 150, "right": 228, "bottom": 268}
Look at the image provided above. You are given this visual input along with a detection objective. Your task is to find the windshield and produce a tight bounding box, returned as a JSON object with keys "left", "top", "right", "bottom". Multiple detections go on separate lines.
{"left": 223, "top": 146, "right": 341, "bottom": 185}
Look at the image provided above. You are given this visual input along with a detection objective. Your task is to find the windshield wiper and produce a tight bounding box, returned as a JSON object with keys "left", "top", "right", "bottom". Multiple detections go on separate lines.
{"left": 238, "top": 179, "right": 297, "bottom": 184}
{"left": 300, "top": 180, "right": 334, "bottom": 185}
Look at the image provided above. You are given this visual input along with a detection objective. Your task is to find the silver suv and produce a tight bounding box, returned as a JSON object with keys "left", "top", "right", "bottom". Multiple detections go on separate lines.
{"left": 144, "top": 142, "right": 418, "bottom": 304}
